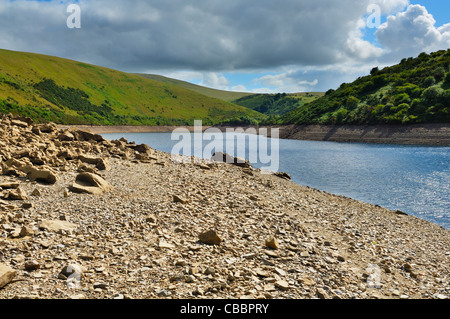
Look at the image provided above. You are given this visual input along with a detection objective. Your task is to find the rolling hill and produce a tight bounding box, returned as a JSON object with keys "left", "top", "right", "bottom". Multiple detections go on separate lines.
{"left": 233, "top": 92, "right": 324, "bottom": 116}
{"left": 0, "top": 49, "right": 263, "bottom": 126}
{"left": 137, "top": 73, "right": 324, "bottom": 118}
{"left": 136, "top": 74, "right": 254, "bottom": 102}
{"left": 283, "top": 49, "right": 450, "bottom": 125}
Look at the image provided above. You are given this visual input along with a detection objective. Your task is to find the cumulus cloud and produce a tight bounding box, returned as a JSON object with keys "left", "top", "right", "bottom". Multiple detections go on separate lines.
{"left": 345, "top": 18, "right": 384, "bottom": 60}
{"left": 199, "top": 73, "right": 230, "bottom": 90}
{"left": 255, "top": 71, "right": 319, "bottom": 93}
{"left": 0, "top": 0, "right": 448, "bottom": 93}
{"left": 162, "top": 70, "right": 203, "bottom": 83}
{"left": 249, "top": 62, "right": 385, "bottom": 93}
{"left": 0, "top": 0, "right": 409, "bottom": 72}
{"left": 376, "top": 4, "right": 450, "bottom": 60}
{"left": 376, "top": 0, "right": 409, "bottom": 14}
{"left": 230, "top": 85, "right": 247, "bottom": 92}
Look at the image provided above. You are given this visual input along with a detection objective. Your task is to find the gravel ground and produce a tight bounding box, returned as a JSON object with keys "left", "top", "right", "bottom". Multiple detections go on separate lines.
{"left": 0, "top": 115, "right": 449, "bottom": 299}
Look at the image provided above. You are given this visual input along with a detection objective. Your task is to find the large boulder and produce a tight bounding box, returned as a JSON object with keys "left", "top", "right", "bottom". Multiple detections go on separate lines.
{"left": 27, "top": 165, "right": 58, "bottom": 185}
{"left": 198, "top": 230, "right": 222, "bottom": 245}
{"left": 78, "top": 155, "right": 111, "bottom": 171}
{"left": 58, "top": 130, "right": 75, "bottom": 142}
{"left": 10, "top": 119, "right": 29, "bottom": 128}
{"left": 12, "top": 116, "right": 34, "bottom": 126}
{"left": 78, "top": 154, "right": 101, "bottom": 165}
{"left": 69, "top": 172, "right": 113, "bottom": 195}
{"left": 0, "top": 182, "right": 20, "bottom": 189}
{"left": 273, "top": 172, "right": 291, "bottom": 180}
{"left": 0, "top": 160, "right": 57, "bottom": 184}
{"left": 40, "top": 220, "right": 78, "bottom": 234}
{"left": 1, "top": 158, "right": 29, "bottom": 175}
{"left": 129, "top": 143, "right": 152, "bottom": 154}
{"left": 211, "top": 152, "right": 252, "bottom": 169}
{"left": 58, "top": 149, "right": 77, "bottom": 160}
{"left": 4, "top": 187, "right": 28, "bottom": 200}
{"left": 72, "top": 130, "right": 105, "bottom": 143}
{"left": 34, "top": 122, "right": 58, "bottom": 134}
{"left": 95, "top": 158, "right": 111, "bottom": 171}
{"left": 0, "top": 264, "right": 17, "bottom": 289}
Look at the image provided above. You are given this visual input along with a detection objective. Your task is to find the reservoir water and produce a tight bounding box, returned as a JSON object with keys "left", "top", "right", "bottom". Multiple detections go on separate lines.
{"left": 103, "top": 132, "right": 450, "bottom": 230}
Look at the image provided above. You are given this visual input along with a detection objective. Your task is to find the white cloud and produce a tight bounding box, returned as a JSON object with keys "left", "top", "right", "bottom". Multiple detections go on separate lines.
{"left": 438, "top": 24, "right": 450, "bottom": 48}
{"left": 160, "top": 70, "right": 204, "bottom": 83}
{"left": 1, "top": 0, "right": 447, "bottom": 94}
{"left": 255, "top": 70, "right": 319, "bottom": 93}
{"left": 231, "top": 85, "right": 248, "bottom": 92}
{"left": 376, "top": 0, "right": 409, "bottom": 14}
{"left": 376, "top": 4, "right": 450, "bottom": 59}
{"left": 346, "top": 18, "right": 384, "bottom": 60}
{"left": 199, "top": 73, "right": 230, "bottom": 90}
{"left": 250, "top": 87, "right": 282, "bottom": 94}
{"left": 0, "top": 0, "right": 410, "bottom": 72}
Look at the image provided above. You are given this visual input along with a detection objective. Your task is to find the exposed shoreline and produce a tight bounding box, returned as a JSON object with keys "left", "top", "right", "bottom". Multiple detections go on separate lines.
{"left": 215, "top": 123, "right": 450, "bottom": 146}
{"left": 57, "top": 125, "right": 212, "bottom": 134}
{"left": 276, "top": 123, "right": 450, "bottom": 146}
{"left": 1, "top": 115, "right": 449, "bottom": 300}
{"left": 59, "top": 123, "right": 450, "bottom": 146}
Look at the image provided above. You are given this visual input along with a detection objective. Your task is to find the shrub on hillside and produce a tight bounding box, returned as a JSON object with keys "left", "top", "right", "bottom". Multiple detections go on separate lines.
{"left": 422, "top": 86, "right": 444, "bottom": 105}
{"left": 394, "top": 93, "right": 411, "bottom": 106}
{"left": 346, "top": 96, "right": 360, "bottom": 110}
{"left": 424, "top": 76, "right": 436, "bottom": 87}
{"left": 444, "top": 72, "right": 450, "bottom": 86}
{"left": 432, "top": 67, "right": 446, "bottom": 82}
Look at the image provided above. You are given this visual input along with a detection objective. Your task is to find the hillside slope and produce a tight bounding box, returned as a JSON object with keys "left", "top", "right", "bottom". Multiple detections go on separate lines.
{"left": 137, "top": 74, "right": 325, "bottom": 118}
{"left": 234, "top": 92, "right": 324, "bottom": 116}
{"left": 0, "top": 49, "right": 262, "bottom": 126}
{"left": 283, "top": 49, "right": 450, "bottom": 125}
{"left": 136, "top": 73, "right": 253, "bottom": 102}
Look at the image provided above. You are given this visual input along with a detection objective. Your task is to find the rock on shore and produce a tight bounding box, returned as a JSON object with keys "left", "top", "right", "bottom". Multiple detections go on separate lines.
{"left": 0, "top": 114, "right": 449, "bottom": 300}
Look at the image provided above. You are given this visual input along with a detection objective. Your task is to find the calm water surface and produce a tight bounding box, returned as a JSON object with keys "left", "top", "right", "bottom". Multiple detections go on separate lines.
{"left": 103, "top": 132, "right": 450, "bottom": 230}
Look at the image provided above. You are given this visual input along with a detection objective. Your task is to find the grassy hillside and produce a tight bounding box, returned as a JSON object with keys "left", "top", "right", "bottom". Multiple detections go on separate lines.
{"left": 0, "top": 49, "right": 262, "bottom": 126}
{"left": 233, "top": 92, "right": 324, "bottom": 116}
{"left": 137, "top": 73, "right": 324, "bottom": 119}
{"left": 136, "top": 73, "right": 254, "bottom": 102}
{"left": 283, "top": 49, "right": 450, "bottom": 125}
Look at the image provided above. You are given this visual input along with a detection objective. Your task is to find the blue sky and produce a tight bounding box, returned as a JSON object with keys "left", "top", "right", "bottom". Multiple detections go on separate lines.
{"left": 410, "top": 0, "right": 450, "bottom": 26}
{"left": 1, "top": 0, "right": 449, "bottom": 93}
{"left": 362, "top": 0, "right": 450, "bottom": 43}
{"left": 158, "top": 0, "right": 450, "bottom": 93}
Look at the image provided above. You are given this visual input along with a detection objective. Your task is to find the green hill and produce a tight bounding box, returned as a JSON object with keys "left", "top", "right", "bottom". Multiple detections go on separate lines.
{"left": 136, "top": 73, "right": 254, "bottom": 102}
{"left": 137, "top": 73, "right": 325, "bottom": 118}
{"left": 233, "top": 92, "right": 324, "bottom": 116}
{"left": 0, "top": 49, "right": 263, "bottom": 126}
{"left": 283, "top": 49, "right": 450, "bottom": 125}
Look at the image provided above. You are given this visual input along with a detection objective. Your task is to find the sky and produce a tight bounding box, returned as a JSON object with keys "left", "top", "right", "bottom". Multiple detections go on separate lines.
{"left": 0, "top": 0, "right": 449, "bottom": 93}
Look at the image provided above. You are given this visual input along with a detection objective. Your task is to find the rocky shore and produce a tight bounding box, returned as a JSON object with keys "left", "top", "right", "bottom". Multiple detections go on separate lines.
{"left": 1, "top": 114, "right": 449, "bottom": 300}
{"left": 57, "top": 125, "right": 212, "bottom": 134}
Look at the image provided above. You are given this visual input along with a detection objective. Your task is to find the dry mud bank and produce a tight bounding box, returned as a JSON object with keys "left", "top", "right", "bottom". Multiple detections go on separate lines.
{"left": 0, "top": 115, "right": 448, "bottom": 299}
{"left": 276, "top": 123, "right": 450, "bottom": 146}
{"left": 213, "top": 123, "right": 450, "bottom": 146}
